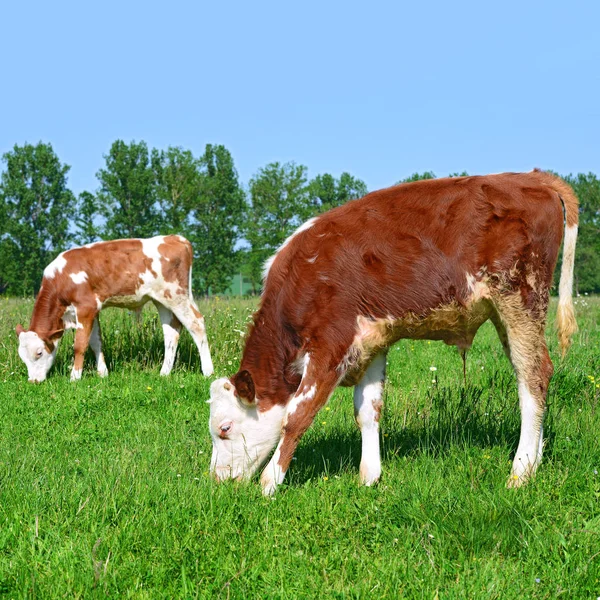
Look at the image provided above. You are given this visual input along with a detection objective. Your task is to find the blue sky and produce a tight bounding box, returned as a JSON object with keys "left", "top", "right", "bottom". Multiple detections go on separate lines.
{"left": 1, "top": 0, "right": 598, "bottom": 196}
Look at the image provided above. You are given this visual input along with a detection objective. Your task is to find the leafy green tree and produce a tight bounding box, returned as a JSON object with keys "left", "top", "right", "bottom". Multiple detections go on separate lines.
{"left": 397, "top": 171, "right": 436, "bottom": 184}
{"left": 74, "top": 191, "right": 101, "bottom": 245}
{"left": 235, "top": 252, "right": 256, "bottom": 295}
{"left": 244, "top": 162, "right": 309, "bottom": 290}
{"left": 307, "top": 172, "right": 367, "bottom": 215}
{"left": 152, "top": 146, "right": 200, "bottom": 235}
{"left": 190, "top": 144, "right": 245, "bottom": 295}
{"left": 0, "top": 142, "right": 75, "bottom": 295}
{"left": 97, "top": 140, "right": 159, "bottom": 239}
{"left": 564, "top": 172, "right": 600, "bottom": 293}
{"left": 398, "top": 171, "right": 468, "bottom": 183}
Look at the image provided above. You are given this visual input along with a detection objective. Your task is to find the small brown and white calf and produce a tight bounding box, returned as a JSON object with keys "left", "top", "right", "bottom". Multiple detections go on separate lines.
{"left": 209, "top": 171, "right": 578, "bottom": 495}
{"left": 16, "top": 235, "right": 214, "bottom": 382}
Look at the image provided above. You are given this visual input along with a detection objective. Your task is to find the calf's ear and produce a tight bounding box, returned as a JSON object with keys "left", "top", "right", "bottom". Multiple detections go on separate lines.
{"left": 48, "top": 329, "right": 64, "bottom": 342}
{"left": 232, "top": 370, "right": 256, "bottom": 406}
{"left": 41, "top": 329, "right": 64, "bottom": 351}
{"left": 16, "top": 324, "right": 25, "bottom": 337}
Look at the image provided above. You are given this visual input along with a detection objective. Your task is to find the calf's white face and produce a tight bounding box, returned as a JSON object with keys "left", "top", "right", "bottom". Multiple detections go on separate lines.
{"left": 208, "top": 377, "right": 284, "bottom": 481}
{"left": 17, "top": 331, "right": 57, "bottom": 383}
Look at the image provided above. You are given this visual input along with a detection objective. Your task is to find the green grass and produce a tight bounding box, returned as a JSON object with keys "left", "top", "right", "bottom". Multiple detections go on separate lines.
{"left": 0, "top": 295, "right": 599, "bottom": 598}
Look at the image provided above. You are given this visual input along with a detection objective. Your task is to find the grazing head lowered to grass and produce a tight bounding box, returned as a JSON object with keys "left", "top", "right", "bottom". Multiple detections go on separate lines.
{"left": 16, "top": 235, "right": 214, "bottom": 382}
{"left": 209, "top": 171, "right": 578, "bottom": 495}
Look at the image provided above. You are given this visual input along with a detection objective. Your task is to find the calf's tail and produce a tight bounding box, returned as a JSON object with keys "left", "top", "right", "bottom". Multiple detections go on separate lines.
{"left": 556, "top": 217, "right": 578, "bottom": 356}
{"left": 543, "top": 172, "right": 579, "bottom": 356}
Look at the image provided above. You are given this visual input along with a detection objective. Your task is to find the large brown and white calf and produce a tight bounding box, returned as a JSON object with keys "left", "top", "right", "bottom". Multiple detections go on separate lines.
{"left": 16, "top": 235, "right": 214, "bottom": 382}
{"left": 209, "top": 170, "right": 578, "bottom": 495}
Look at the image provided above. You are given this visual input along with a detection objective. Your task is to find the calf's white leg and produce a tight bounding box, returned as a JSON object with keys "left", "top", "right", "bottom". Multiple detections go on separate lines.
{"left": 509, "top": 378, "right": 547, "bottom": 486}
{"left": 155, "top": 303, "right": 181, "bottom": 376}
{"left": 492, "top": 298, "right": 553, "bottom": 487}
{"left": 89, "top": 317, "right": 108, "bottom": 377}
{"left": 354, "top": 352, "right": 387, "bottom": 486}
{"left": 169, "top": 299, "right": 214, "bottom": 377}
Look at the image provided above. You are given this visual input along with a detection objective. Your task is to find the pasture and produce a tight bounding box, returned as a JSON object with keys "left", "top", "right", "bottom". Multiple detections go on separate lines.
{"left": 0, "top": 295, "right": 599, "bottom": 598}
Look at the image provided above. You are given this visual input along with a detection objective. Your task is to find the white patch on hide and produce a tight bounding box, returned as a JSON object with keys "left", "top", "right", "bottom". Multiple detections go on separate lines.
{"left": 465, "top": 272, "right": 490, "bottom": 303}
{"left": 70, "top": 271, "right": 88, "bottom": 285}
{"left": 139, "top": 269, "right": 158, "bottom": 286}
{"left": 62, "top": 305, "right": 83, "bottom": 330}
{"left": 286, "top": 384, "right": 316, "bottom": 417}
{"left": 262, "top": 217, "right": 319, "bottom": 282}
{"left": 141, "top": 236, "right": 166, "bottom": 280}
{"left": 136, "top": 236, "right": 183, "bottom": 305}
{"left": 43, "top": 254, "right": 67, "bottom": 279}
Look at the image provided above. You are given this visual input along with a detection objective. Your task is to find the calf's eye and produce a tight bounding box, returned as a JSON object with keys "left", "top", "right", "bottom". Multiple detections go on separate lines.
{"left": 219, "top": 421, "right": 233, "bottom": 438}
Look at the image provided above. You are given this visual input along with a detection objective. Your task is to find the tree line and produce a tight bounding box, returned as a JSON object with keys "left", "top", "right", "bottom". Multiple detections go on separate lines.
{"left": 0, "top": 141, "right": 598, "bottom": 296}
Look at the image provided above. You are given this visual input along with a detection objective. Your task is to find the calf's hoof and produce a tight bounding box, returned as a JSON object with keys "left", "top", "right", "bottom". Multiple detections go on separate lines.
{"left": 359, "top": 461, "right": 381, "bottom": 487}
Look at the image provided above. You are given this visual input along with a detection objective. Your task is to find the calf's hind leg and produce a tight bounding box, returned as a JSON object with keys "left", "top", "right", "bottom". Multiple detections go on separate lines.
{"left": 89, "top": 316, "right": 108, "bottom": 377}
{"left": 154, "top": 303, "right": 182, "bottom": 376}
{"left": 492, "top": 297, "right": 554, "bottom": 487}
{"left": 169, "top": 300, "right": 214, "bottom": 377}
{"left": 353, "top": 351, "right": 387, "bottom": 486}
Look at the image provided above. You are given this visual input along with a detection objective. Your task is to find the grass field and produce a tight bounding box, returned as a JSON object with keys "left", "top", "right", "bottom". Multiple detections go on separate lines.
{"left": 0, "top": 295, "right": 599, "bottom": 598}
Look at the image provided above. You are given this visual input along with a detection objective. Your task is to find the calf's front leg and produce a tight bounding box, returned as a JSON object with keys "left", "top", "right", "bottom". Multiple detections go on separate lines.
{"left": 71, "top": 313, "right": 95, "bottom": 381}
{"left": 260, "top": 355, "right": 343, "bottom": 496}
